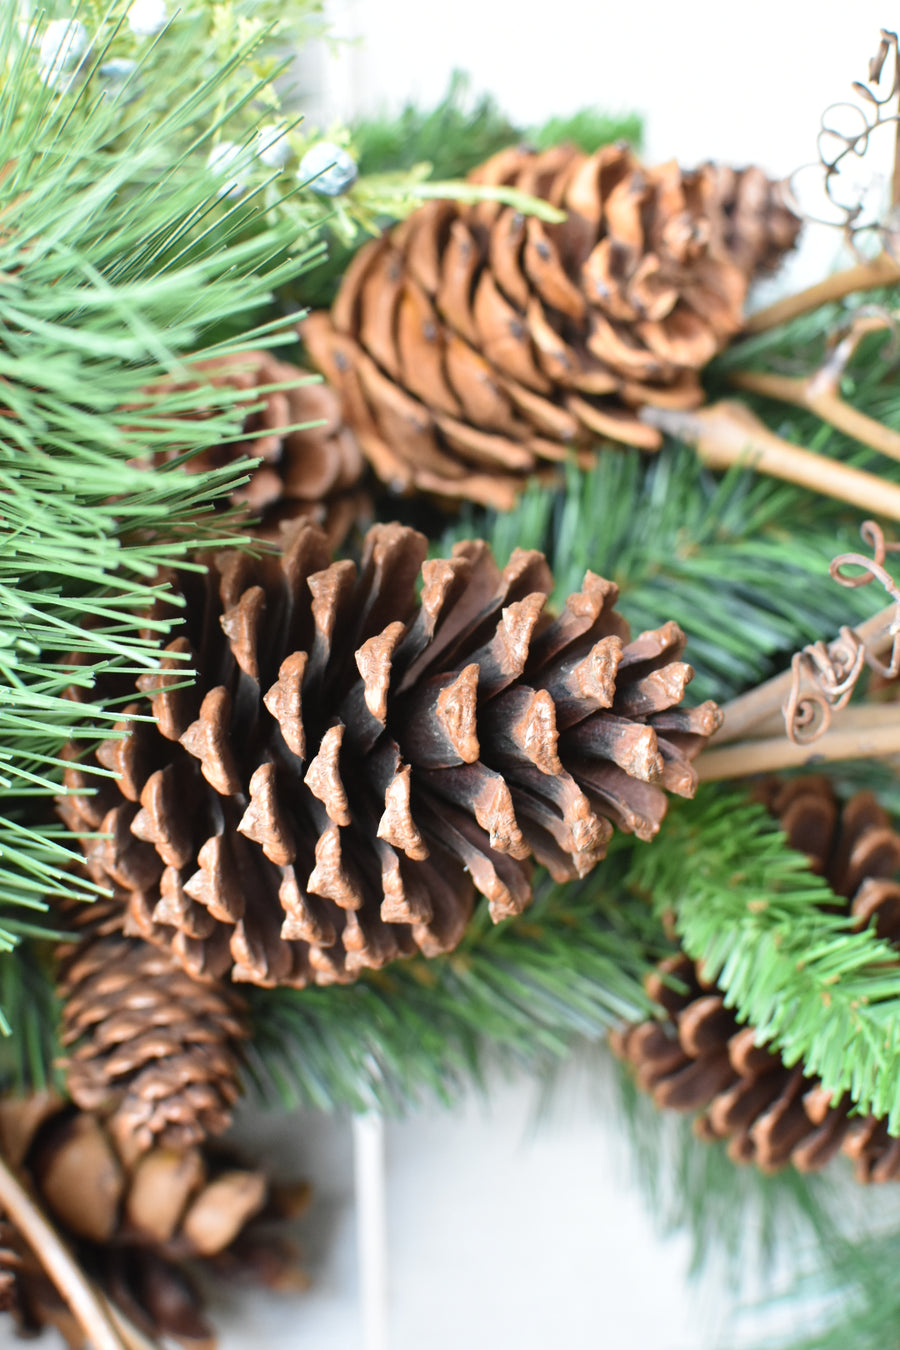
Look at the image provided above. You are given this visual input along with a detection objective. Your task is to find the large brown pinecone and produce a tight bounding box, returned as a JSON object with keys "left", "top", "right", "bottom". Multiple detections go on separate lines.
{"left": 144, "top": 349, "right": 369, "bottom": 545}
{"left": 0, "top": 1092, "right": 308, "bottom": 1348}
{"left": 56, "top": 898, "right": 248, "bottom": 1162}
{"left": 58, "top": 520, "right": 721, "bottom": 989}
{"left": 612, "top": 776, "right": 900, "bottom": 1181}
{"left": 301, "top": 142, "right": 800, "bottom": 509}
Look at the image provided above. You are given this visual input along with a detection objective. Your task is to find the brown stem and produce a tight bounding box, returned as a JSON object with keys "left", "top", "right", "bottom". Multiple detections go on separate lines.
{"left": 105, "top": 1302, "right": 165, "bottom": 1350}
{"left": 697, "top": 704, "right": 900, "bottom": 781}
{"left": 728, "top": 367, "right": 900, "bottom": 463}
{"left": 640, "top": 400, "right": 900, "bottom": 521}
{"left": 741, "top": 252, "right": 900, "bottom": 334}
{"left": 0, "top": 1154, "right": 129, "bottom": 1350}
{"left": 710, "top": 602, "right": 899, "bottom": 745}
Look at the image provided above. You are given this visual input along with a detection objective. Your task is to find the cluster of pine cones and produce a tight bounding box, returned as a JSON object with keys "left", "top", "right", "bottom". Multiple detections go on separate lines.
{"left": 13, "top": 133, "right": 886, "bottom": 1345}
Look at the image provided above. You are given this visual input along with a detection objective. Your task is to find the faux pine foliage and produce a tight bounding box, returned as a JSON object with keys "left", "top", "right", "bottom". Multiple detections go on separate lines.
{"left": 245, "top": 861, "right": 661, "bottom": 1115}
{"left": 0, "top": 5, "right": 321, "bottom": 967}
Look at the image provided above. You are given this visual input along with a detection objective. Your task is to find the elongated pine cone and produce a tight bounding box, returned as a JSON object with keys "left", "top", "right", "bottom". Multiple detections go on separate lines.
{"left": 612, "top": 776, "right": 900, "bottom": 1181}
{"left": 59, "top": 520, "right": 721, "bottom": 989}
{"left": 0, "top": 1092, "right": 308, "bottom": 1348}
{"left": 147, "top": 349, "right": 368, "bottom": 544}
{"left": 301, "top": 141, "right": 800, "bottom": 509}
{"left": 57, "top": 898, "right": 247, "bottom": 1161}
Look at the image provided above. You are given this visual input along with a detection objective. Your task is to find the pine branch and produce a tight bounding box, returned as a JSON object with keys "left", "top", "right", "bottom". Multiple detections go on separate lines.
{"left": 0, "top": 6, "right": 330, "bottom": 965}
{"left": 244, "top": 868, "right": 661, "bottom": 1115}
{"left": 631, "top": 787, "right": 900, "bottom": 1130}
{"left": 439, "top": 446, "right": 875, "bottom": 704}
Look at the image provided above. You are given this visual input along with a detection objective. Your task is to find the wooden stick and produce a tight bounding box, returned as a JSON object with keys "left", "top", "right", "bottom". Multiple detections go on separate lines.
{"left": 728, "top": 367, "right": 900, "bottom": 463}
{"left": 0, "top": 1154, "right": 128, "bottom": 1350}
{"left": 742, "top": 252, "right": 900, "bottom": 335}
{"left": 745, "top": 699, "right": 896, "bottom": 742}
{"left": 710, "top": 602, "right": 899, "bottom": 745}
{"left": 640, "top": 400, "right": 900, "bottom": 522}
{"left": 697, "top": 704, "right": 900, "bottom": 781}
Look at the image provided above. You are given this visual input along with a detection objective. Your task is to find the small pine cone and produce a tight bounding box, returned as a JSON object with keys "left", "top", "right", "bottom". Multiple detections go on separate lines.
{"left": 0, "top": 1092, "right": 306, "bottom": 1349}
{"left": 613, "top": 775, "right": 900, "bottom": 1180}
{"left": 301, "top": 142, "right": 800, "bottom": 509}
{"left": 59, "top": 520, "right": 721, "bottom": 990}
{"left": 146, "top": 349, "right": 368, "bottom": 546}
{"left": 57, "top": 898, "right": 247, "bottom": 1162}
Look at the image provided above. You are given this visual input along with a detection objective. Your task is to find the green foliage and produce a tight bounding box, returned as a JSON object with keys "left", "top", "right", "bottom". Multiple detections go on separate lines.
{"left": 439, "top": 445, "right": 874, "bottom": 704}
{"left": 529, "top": 107, "right": 642, "bottom": 153}
{"left": 0, "top": 4, "right": 325, "bottom": 971}
{"left": 353, "top": 71, "right": 521, "bottom": 181}
{"left": 632, "top": 788, "right": 900, "bottom": 1130}
{"left": 295, "top": 76, "right": 644, "bottom": 306}
{"left": 244, "top": 865, "right": 662, "bottom": 1114}
{"left": 0, "top": 944, "right": 62, "bottom": 1093}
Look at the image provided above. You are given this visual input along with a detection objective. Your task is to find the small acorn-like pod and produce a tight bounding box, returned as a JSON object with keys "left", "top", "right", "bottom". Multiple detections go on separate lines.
{"left": 302, "top": 142, "right": 800, "bottom": 508}
{"left": 612, "top": 775, "right": 900, "bottom": 1181}
{"left": 59, "top": 520, "right": 720, "bottom": 989}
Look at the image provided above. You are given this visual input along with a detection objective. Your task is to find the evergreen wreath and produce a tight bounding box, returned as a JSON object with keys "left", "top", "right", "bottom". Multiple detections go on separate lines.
{"left": 2, "top": 4, "right": 900, "bottom": 1347}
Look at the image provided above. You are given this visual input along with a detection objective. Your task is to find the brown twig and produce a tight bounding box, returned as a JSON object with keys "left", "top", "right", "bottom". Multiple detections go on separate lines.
{"left": 0, "top": 1153, "right": 129, "bottom": 1350}
{"left": 741, "top": 252, "right": 900, "bottom": 335}
{"left": 710, "top": 601, "right": 900, "bottom": 746}
{"left": 696, "top": 703, "right": 900, "bottom": 781}
{"left": 729, "top": 366, "right": 900, "bottom": 460}
{"left": 730, "top": 309, "right": 900, "bottom": 459}
{"left": 639, "top": 400, "right": 900, "bottom": 521}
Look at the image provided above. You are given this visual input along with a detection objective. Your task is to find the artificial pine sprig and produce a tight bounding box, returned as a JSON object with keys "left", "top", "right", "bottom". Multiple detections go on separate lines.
{"left": 0, "top": 2, "right": 330, "bottom": 974}
{"left": 244, "top": 864, "right": 661, "bottom": 1115}
{"left": 632, "top": 788, "right": 900, "bottom": 1131}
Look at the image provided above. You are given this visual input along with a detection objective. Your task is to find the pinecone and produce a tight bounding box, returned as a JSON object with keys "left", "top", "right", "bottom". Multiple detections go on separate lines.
{"left": 0, "top": 1092, "right": 308, "bottom": 1348}
{"left": 612, "top": 775, "right": 900, "bottom": 1180}
{"left": 57, "top": 898, "right": 247, "bottom": 1162}
{"left": 58, "top": 520, "right": 721, "bottom": 989}
{"left": 301, "top": 142, "right": 800, "bottom": 509}
{"left": 144, "top": 349, "right": 369, "bottom": 546}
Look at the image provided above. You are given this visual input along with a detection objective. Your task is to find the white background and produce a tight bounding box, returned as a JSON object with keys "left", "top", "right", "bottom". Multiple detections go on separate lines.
{"left": 12, "top": 4, "right": 900, "bottom": 1349}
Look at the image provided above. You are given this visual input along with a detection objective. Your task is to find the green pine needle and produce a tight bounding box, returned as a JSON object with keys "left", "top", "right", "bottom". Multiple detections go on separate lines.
{"left": 0, "top": 3, "right": 327, "bottom": 976}
{"left": 245, "top": 867, "right": 661, "bottom": 1115}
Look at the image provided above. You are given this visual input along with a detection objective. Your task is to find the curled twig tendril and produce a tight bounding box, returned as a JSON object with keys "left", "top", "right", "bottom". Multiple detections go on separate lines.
{"left": 785, "top": 29, "right": 900, "bottom": 258}
{"left": 784, "top": 521, "right": 900, "bottom": 743}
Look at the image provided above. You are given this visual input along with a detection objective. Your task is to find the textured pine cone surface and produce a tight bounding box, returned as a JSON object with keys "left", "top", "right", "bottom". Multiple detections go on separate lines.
{"left": 58, "top": 520, "right": 721, "bottom": 990}
{"left": 301, "top": 141, "right": 800, "bottom": 509}
{"left": 144, "top": 349, "right": 370, "bottom": 546}
{"left": 57, "top": 898, "right": 248, "bottom": 1163}
{"left": 612, "top": 775, "right": 900, "bottom": 1181}
{"left": 0, "top": 1091, "right": 308, "bottom": 1348}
